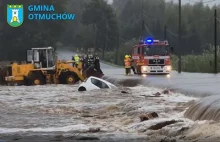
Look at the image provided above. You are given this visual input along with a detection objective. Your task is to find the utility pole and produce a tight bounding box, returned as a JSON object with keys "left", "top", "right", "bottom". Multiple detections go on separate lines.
{"left": 102, "top": 19, "right": 108, "bottom": 60}
{"left": 214, "top": 9, "right": 217, "bottom": 73}
{"left": 141, "top": 0, "right": 144, "bottom": 40}
{"left": 94, "top": 24, "right": 98, "bottom": 52}
{"left": 115, "top": 22, "right": 120, "bottom": 64}
{"left": 178, "top": 0, "right": 182, "bottom": 73}
{"left": 164, "top": 25, "right": 167, "bottom": 40}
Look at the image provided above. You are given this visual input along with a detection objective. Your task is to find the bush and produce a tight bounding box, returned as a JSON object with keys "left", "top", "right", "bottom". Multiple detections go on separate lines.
{"left": 171, "top": 45, "right": 220, "bottom": 73}
{"left": 171, "top": 54, "right": 213, "bottom": 73}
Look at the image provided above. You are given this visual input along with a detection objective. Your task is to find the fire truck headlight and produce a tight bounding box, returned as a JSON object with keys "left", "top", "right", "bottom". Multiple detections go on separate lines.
{"left": 166, "top": 66, "right": 171, "bottom": 71}
{"left": 142, "top": 66, "right": 147, "bottom": 71}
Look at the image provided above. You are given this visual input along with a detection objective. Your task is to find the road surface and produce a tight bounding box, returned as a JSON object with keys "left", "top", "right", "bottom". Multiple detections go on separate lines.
{"left": 103, "top": 68, "right": 220, "bottom": 97}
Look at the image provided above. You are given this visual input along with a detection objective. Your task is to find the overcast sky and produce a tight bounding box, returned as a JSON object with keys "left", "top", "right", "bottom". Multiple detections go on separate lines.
{"left": 107, "top": 0, "right": 220, "bottom": 7}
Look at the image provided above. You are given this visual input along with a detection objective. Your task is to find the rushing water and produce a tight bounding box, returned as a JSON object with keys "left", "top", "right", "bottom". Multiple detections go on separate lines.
{"left": 184, "top": 95, "right": 220, "bottom": 121}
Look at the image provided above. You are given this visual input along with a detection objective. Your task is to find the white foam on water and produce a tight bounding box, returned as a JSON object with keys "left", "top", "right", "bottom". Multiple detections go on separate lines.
{"left": 0, "top": 124, "right": 90, "bottom": 133}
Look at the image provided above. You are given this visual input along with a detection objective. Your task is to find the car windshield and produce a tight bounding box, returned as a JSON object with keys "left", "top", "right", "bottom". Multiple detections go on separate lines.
{"left": 91, "top": 78, "right": 109, "bottom": 88}
{"left": 144, "top": 45, "right": 168, "bottom": 56}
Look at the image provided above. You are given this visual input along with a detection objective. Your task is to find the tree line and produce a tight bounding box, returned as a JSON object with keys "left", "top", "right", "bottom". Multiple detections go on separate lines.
{"left": 1, "top": 0, "right": 220, "bottom": 63}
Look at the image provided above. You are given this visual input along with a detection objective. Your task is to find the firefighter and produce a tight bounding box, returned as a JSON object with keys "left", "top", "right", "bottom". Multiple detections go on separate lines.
{"left": 124, "top": 55, "right": 131, "bottom": 75}
{"left": 94, "top": 54, "right": 103, "bottom": 74}
{"left": 129, "top": 55, "right": 137, "bottom": 74}
{"left": 83, "top": 54, "right": 95, "bottom": 77}
{"left": 40, "top": 50, "right": 47, "bottom": 68}
{"left": 136, "top": 56, "right": 145, "bottom": 74}
{"left": 77, "top": 55, "right": 83, "bottom": 72}
{"left": 72, "top": 55, "right": 75, "bottom": 67}
{"left": 82, "top": 54, "right": 95, "bottom": 71}
{"left": 82, "top": 54, "right": 88, "bottom": 71}
{"left": 72, "top": 54, "right": 80, "bottom": 68}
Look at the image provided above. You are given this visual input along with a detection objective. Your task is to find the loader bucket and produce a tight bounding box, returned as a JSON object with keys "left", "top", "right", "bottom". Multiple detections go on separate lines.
{"left": 83, "top": 69, "right": 104, "bottom": 79}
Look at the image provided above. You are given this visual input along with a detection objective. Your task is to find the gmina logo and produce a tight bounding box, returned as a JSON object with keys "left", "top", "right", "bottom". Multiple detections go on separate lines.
{"left": 7, "top": 4, "right": 23, "bottom": 27}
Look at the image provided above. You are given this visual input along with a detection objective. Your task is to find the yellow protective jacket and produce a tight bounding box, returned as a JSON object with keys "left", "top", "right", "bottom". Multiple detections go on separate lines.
{"left": 74, "top": 56, "right": 80, "bottom": 64}
{"left": 124, "top": 58, "right": 131, "bottom": 68}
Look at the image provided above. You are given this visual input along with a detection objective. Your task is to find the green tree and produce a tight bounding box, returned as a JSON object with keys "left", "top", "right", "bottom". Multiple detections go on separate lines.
{"left": 60, "top": 0, "right": 90, "bottom": 46}
{"left": 81, "top": 0, "right": 119, "bottom": 58}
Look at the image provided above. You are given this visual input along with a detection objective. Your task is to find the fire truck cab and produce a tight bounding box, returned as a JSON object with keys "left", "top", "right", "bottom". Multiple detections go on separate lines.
{"left": 132, "top": 38, "right": 173, "bottom": 74}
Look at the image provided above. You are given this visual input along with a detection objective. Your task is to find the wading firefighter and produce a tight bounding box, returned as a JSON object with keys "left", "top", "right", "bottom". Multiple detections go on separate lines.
{"left": 129, "top": 55, "right": 137, "bottom": 74}
{"left": 124, "top": 55, "right": 132, "bottom": 75}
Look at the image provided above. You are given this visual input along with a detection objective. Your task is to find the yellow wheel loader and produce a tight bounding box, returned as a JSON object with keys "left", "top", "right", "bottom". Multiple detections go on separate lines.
{"left": 4, "top": 47, "right": 90, "bottom": 85}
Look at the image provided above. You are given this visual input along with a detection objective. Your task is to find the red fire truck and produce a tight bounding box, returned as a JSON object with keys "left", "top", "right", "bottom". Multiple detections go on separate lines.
{"left": 132, "top": 38, "right": 173, "bottom": 74}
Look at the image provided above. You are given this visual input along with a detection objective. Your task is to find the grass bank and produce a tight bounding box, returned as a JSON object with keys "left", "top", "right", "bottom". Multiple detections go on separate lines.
{"left": 171, "top": 46, "right": 220, "bottom": 73}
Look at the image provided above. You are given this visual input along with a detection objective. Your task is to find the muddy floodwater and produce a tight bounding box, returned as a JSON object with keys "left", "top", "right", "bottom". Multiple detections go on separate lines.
{"left": 0, "top": 84, "right": 205, "bottom": 141}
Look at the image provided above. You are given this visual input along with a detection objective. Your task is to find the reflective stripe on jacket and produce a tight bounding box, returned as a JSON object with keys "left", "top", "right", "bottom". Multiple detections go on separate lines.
{"left": 74, "top": 56, "right": 80, "bottom": 64}
{"left": 124, "top": 58, "right": 131, "bottom": 68}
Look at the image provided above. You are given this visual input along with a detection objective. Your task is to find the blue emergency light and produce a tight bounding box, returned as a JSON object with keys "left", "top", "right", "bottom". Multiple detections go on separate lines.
{"left": 145, "top": 37, "right": 153, "bottom": 44}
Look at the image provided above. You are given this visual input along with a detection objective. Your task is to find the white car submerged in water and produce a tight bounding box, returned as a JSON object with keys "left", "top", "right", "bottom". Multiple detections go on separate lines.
{"left": 78, "top": 76, "right": 117, "bottom": 91}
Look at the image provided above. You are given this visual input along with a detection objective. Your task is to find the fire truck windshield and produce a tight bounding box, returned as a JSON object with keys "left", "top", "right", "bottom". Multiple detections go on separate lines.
{"left": 143, "top": 45, "right": 168, "bottom": 56}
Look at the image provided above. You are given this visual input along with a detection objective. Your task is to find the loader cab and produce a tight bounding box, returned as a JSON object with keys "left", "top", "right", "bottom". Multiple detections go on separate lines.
{"left": 27, "top": 47, "right": 55, "bottom": 69}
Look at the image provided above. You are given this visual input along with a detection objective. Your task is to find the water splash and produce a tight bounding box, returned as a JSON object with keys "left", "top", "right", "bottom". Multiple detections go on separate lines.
{"left": 184, "top": 95, "right": 220, "bottom": 121}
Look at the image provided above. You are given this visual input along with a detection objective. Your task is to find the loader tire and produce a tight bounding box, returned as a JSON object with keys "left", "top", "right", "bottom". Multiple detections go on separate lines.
{"left": 27, "top": 73, "right": 45, "bottom": 85}
{"left": 59, "top": 71, "right": 79, "bottom": 84}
